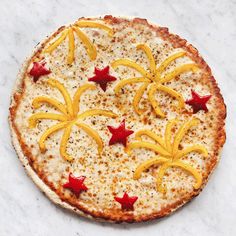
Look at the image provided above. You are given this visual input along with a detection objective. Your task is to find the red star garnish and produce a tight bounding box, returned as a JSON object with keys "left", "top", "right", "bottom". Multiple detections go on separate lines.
{"left": 88, "top": 66, "right": 117, "bottom": 91}
{"left": 114, "top": 192, "right": 138, "bottom": 210}
{"left": 63, "top": 173, "right": 88, "bottom": 196}
{"left": 186, "top": 90, "right": 211, "bottom": 113}
{"left": 29, "top": 61, "right": 51, "bottom": 82}
{"left": 107, "top": 119, "right": 134, "bottom": 147}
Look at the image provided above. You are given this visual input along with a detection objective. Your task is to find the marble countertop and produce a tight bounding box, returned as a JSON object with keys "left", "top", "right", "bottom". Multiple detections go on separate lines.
{"left": 0, "top": 0, "right": 236, "bottom": 235}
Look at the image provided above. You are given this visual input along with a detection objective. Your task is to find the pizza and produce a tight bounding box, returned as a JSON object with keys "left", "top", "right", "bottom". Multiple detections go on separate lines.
{"left": 9, "top": 15, "right": 226, "bottom": 223}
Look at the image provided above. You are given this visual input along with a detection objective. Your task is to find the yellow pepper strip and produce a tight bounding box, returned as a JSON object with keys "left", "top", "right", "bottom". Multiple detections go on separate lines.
{"left": 160, "top": 64, "right": 199, "bottom": 84}
{"left": 169, "top": 161, "right": 202, "bottom": 189}
{"left": 73, "top": 26, "right": 97, "bottom": 60}
{"left": 67, "top": 28, "right": 75, "bottom": 64}
{"left": 39, "top": 121, "right": 68, "bottom": 153}
{"left": 158, "top": 85, "right": 185, "bottom": 109}
{"left": 114, "top": 77, "right": 150, "bottom": 95}
{"left": 136, "top": 44, "right": 156, "bottom": 74}
{"left": 60, "top": 124, "right": 73, "bottom": 161}
{"left": 75, "top": 20, "right": 113, "bottom": 37}
{"left": 172, "top": 119, "right": 199, "bottom": 156}
{"left": 156, "top": 51, "right": 186, "bottom": 75}
{"left": 165, "top": 119, "right": 178, "bottom": 153}
{"left": 134, "top": 156, "right": 168, "bottom": 179}
{"left": 29, "top": 113, "right": 67, "bottom": 128}
{"left": 133, "top": 83, "right": 149, "bottom": 115}
{"left": 32, "top": 96, "right": 68, "bottom": 115}
{"left": 135, "top": 130, "right": 166, "bottom": 148}
{"left": 76, "top": 122, "right": 103, "bottom": 154}
{"left": 148, "top": 83, "right": 165, "bottom": 118}
{"left": 47, "top": 79, "right": 73, "bottom": 117}
{"left": 72, "top": 84, "right": 96, "bottom": 115}
{"left": 126, "top": 141, "right": 171, "bottom": 157}
{"left": 44, "top": 29, "right": 68, "bottom": 53}
{"left": 174, "top": 145, "right": 208, "bottom": 160}
{"left": 156, "top": 162, "right": 170, "bottom": 193}
{"left": 77, "top": 109, "right": 118, "bottom": 120}
{"left": 111, "top": 59, "right": 151, "bottom": 78}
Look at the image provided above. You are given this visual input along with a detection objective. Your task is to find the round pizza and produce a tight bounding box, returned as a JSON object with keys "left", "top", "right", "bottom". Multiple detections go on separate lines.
{"left": 9, "top": 15, "right": 226, "bottom": 223}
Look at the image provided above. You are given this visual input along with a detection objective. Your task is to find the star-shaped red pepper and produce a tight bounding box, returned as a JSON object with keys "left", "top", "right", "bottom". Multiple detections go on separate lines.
{"left": 29, "top": 61, "right": 51, "bottom": 82}
{"left": 107, "top": 119, "right": 134, "bottom": 147}
{"left": 186, "top": 90, "right": 211, "bottom": 113}
{"left": 114, "top": 192, "right": 138, "bottom": 210}
{"left": 63, "top": 173, "right": 88, "bottom": 196}
{"left": 88, "top": 66, "right": 117, "bottom": 91}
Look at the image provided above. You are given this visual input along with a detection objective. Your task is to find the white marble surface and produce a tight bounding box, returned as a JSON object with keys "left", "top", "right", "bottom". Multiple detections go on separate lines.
{"left": 0, "top": 0, "right": 236, "bottom": 235}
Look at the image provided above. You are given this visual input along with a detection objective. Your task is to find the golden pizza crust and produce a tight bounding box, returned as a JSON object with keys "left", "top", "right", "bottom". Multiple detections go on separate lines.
{"left": 9, "top": 15, "right": 226, "bottom": 223}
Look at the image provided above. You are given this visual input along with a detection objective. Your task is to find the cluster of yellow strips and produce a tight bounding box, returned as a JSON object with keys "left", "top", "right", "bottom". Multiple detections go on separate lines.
{"left": 44, "top": 20, "right": 113, "bottom": 64}
{"left": 126, "top": 118, "right": 208, "bottom": 193}
{"left": 112, "top": 44, "right": 199, "bottom": 118}
{"left": 28, "top": 79, "right": 117, "bottom": 161}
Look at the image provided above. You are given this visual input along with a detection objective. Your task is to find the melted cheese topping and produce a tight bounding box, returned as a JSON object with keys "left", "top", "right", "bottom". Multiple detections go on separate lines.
{"left": 14, "top": 18, "right": 221, "bottom": 217}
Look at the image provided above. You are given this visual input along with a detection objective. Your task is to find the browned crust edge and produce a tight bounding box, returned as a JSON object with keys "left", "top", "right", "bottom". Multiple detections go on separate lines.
{"left": 8, "top": 15, "right": 226, "bottom": 223}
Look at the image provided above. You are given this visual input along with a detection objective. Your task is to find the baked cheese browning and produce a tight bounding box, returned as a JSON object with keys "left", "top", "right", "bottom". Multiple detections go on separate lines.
{"left": 127, "top": 118, "right": 208, "bottom": 193}
{"left": 112, "top": 44, "right": 199, "bottom": 117}
{"left": 28, "top": 79, "right": 118, "bottom": 161}
{"left": 44, "top": 20, "right": 114, "bottom": 64}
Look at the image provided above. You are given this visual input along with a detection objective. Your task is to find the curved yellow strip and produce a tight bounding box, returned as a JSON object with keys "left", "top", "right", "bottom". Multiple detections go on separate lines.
{"left": 158, "top": 85, "right": 185, "bottom": 109}
{"left": 170, "top": 161, "right": 202, "bottom": 189}
{"left": 127, "top": 141, "right": 171, "bottom": 157}
{"left": 175, "top": 145, "right": 208, "bottom": 160}
{"left": 39, "top": 122, "right": 68, "bottom": 153}
{"left": 60, "top": 124, "right": 73, "bottom": 161}
{"left": 172, "top": 119, "right": 199, "bottom": 155}
{"left": 148, "top": 83, "right": 165, "bottom": 118}
{"left": 133, "top": 83, "right": 149, "bottom": 115}
{"left": 73, "top": 84, "right": 96, "bottom": 115}
{"left": 76, "top": 122, "right": 103, "bottom": 154}
{"left": 160, "top": 64, "right": 199, "bottom": 83}
{"left": 156, "top": 51, "right": 186, "bottom": 74}
{"left": 44, "top": 29, "right": 68, "bottom": 53}
{"left": 67, "top": 28, "right": 75, "bottom": 64}
{"left": 111, "top": 59, "right": 150, "bottom": 78}
{"left": 75, "top": 21, "right": 113, "bottom": 37}
{"left": 133, "top": 156, "right": 168, "bottom": 179}
{"left": 135, "top": 130, "right": 166, "bottom": 148}
{"left": 32, "top": 96, "right": 68, "bottom": 115}
{"left": 165, "top": 119, "right": 178, "bottom": 153}
{"left": 28, "top": 113, "right": 67, "bottom": 128}
{"left": 136, "top": 44, "right": 156, "bottom": 74}
{"left": 156, "top": 162, "right": 171, "bottom": 193}
{"left": 73, "top": 26, "right": 97, "bottom": 60}
{"left": 114, "top": 77, "right": 150, "bottom": 95}
{"left": 47, "top": 79, "right": 73, "bottom": 117}
{"left": 77, "top": 109, "right": 118, "bottom": 120}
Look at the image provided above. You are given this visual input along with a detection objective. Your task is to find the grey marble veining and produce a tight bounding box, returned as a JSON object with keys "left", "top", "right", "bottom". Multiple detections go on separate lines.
{"left": 0, "top": 0, "right": 236, "bottom": 235}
